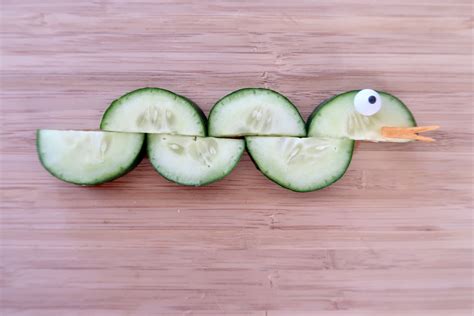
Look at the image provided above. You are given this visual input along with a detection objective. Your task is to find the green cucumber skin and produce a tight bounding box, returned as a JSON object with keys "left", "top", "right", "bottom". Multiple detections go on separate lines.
{"left": 36, "top": 130, "right": 145, "bottom": 186}
{"left": 146, "top": 135, "right": 246, "bottom": 187}
{"left": 306, "top": 90, "right": 417, "bottom": 131}
{"left": 100, "top": 87, "right": 208, "bottom": 136}
{"left": 245, "top": 137, "right": 355, "bottom": 193}
{"left": 208, "top": 87, "right": 306, "bottom": 136}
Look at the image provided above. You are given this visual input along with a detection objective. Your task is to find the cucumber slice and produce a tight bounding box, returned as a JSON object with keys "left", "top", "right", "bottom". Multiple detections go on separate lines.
{"left": 100, "top": 87, "right": 207, "bottom": 136}
{"left": 37, "top": 130, "right": 144, "bottom": 185}
{"left": 147, "top": 134, "right": 245, "bottom": 186}
{"left": 307, "top": 90, "right": 416, "bottom": 142}
{"left": 208, "top": 88, "right": 306, "bottom": 137}
{"left": 246, "top": 137, "right": 354, "bottom": 192}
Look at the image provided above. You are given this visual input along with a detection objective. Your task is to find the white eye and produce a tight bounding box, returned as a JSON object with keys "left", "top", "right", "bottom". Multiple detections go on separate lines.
{"left": 354, "top": 89, "right": 382, "bottom": 116}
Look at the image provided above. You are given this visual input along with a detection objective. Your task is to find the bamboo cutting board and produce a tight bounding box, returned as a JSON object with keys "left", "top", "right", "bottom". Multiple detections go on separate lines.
{"left": 1, "top": 1, "right": 472, "bottom": 315}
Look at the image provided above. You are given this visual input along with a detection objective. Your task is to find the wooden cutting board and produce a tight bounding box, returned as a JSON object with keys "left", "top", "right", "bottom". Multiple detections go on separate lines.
{"left": 1, "top": 1, "right": 472, "bottom": 315}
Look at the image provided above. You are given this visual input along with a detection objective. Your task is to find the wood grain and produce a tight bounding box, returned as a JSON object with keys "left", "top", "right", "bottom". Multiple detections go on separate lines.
{"left": 0, "top": 0, "right": 472, "bottom": 315}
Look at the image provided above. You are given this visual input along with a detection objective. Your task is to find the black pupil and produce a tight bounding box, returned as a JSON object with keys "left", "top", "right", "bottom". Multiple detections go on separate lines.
{"left": 368, "top": 96, "right": 376, "bottom": 104}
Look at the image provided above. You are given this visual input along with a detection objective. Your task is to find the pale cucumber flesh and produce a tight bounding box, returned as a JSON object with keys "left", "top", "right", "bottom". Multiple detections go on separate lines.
{"left": 307, "top": 91, "right": 416, "bottom": 142}
{"left": 100, "top": 88, "right": 206, "bottom": 136}
{"left": 37, "top": 130, "right": 144, "bottom": 185}
{"left": 147, "top": 134, "right": 245, "bottom": 186}
{"left": 209, "top": 88, "right": 306, "bottom": 137}
{"left": 246, "top": 137, "right": 354, "bottom": 192}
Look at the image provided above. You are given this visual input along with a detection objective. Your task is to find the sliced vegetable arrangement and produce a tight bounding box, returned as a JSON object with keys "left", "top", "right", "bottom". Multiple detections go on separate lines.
{"left": 37, "top": 87, "right": 439, "bottom": 191}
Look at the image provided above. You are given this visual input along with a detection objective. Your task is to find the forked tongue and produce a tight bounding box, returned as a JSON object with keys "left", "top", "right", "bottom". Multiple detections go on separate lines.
{"left": 381, "top": 125, "right": 440, "bottom": 142}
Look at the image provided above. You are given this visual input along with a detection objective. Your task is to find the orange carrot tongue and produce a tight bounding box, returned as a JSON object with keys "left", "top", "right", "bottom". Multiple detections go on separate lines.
{"left": 381, "top": 125, "right": 440, "bottom": 142}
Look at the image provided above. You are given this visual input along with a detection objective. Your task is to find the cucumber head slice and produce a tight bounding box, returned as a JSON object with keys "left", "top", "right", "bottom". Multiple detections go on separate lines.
{"left": 37, "top": 130, "right": 144, "bottom": 185}
{"left": 246, "top": 137, "right": 354, "bottom": 192}
{"left": 100, "top": 87, "right": 207, "bottom": 136}
{"left": 148, "top": 134, "right": 245, "bottom": 186}
{"left": 307, "top": 90, "right": 416, "bottom": 142}
{"left": 208, "top": 88, "right": 306, "bottom": 137}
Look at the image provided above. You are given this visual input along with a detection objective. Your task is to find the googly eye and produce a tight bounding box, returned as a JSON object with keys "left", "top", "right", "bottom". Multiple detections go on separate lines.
{"left": 354, "top": 89, "right": 382, "bottom": 116}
